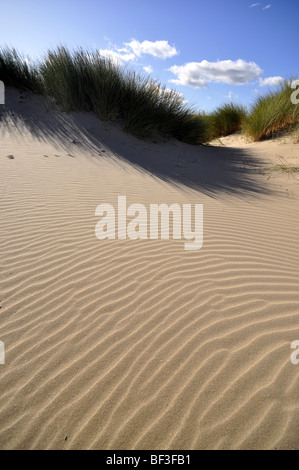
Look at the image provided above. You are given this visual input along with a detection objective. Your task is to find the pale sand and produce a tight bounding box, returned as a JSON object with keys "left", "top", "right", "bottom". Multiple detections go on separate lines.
{"left": 0, "top": 88, "right": 299, "bottom": 450}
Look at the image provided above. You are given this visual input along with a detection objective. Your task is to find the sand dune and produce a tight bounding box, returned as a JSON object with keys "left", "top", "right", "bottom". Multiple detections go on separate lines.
{"left": 0, "top": 88, "right": 299, "bottom": 449}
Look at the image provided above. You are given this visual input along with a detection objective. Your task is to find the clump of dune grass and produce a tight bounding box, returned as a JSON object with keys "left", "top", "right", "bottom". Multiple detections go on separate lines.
{"left": 2, "top": 46, "right": 299, "bottom": 146}
{"left": 0, "top": 47, "right": 43, "bottom": 93}
{"left": 41, "top": 47, "right": 95, "bottom": 112}
{"left": 174, "top": 113, "right": 210, "bottom": 144}
{"left": 40, "top": 47, "right": 208, "bottom": 143}
{"left": 40, "top": 47, "right": 124, "bottom": 119}
{"left": 208, "top": 102, "right": 247, "bottom": 138}
{"left": 120, "top": 76, "right": 208, "bottom": 142}
{"left": 84, "top": 54, "right": 124, "bottom": 120}
{"left": 243, "top": 81, "right": 299, "bottom": 141}
{"left": 119, "top": 73, "right": 167, "bottom": 138}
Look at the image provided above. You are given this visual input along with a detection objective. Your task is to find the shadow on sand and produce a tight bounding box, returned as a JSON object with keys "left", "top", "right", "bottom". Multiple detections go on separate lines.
{"left": 1, "top": 88, "right": 272, "bottom": 198}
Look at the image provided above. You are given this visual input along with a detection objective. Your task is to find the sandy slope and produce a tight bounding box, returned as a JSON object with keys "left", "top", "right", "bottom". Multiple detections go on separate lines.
{"left": 0, "top": 88, "right": 299, "bottom": 450}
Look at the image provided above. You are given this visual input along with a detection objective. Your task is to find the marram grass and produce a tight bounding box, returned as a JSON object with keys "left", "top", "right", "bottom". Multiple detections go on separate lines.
{"left": 243, "top": 81, "right": 299, "bottom": 141}
{"left": 0, "top": 47, "right": 42, "bottom": 93}
{"left": 0, "top": 46, "right": 208, "bottom": 143}
{"left": 208, "top": 103, "right": 247, "bottom": 139}
{"left": 0, "top": 46, "right": 298, "bottom": 144}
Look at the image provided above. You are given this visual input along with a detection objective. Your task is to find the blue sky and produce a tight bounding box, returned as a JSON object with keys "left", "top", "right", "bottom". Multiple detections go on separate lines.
{"left": 0, "top": 0, "right": 298, "bottom": 111}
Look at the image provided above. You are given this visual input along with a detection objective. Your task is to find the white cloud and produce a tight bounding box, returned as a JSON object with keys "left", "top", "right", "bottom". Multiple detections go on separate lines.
{"left": 262, "top": 4, "right": 271, "bottom": 9}
{"left": 249, "top": 3, "right": 260, "bottom": 7}
{"left": 125, "top": 40, "right": 178, "bottom": 59}
{"left": 169, "top": 59, "right": 263, "bottom": 88}
{"left": 143, "top": 65, "right": 153, "bottom": 74}
{"left": 99, "top": 48, "right": 135, "bottom": 64}
{"left": 259, "top": 76, "right": 284, "bottom": 87}
{"left": 99, "top": 39, "right": 178, "bottom": 65}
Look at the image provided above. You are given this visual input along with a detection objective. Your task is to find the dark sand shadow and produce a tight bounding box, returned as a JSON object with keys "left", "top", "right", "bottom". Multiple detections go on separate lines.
{"left": 1, "top": 88, "right": 272, "bottom": 198}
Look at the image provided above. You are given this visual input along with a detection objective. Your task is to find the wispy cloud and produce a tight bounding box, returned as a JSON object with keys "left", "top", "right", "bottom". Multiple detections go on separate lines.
{"left": 99, "top": 39, "right": 178, "bottom": 64}
{"left": 249, "top": 3, "right": 271, "bottom": 10}
{"left": 169, "top": 59, "right": 263, "bottom": 88}
{"left": 125, "top": 40, "right": 178, "bottom": 59}
{"left": 143, "top": 65, "right": 153, "bottom": 74}
{"left": 259, "top": 76, "right": 284, "bottom": 87}
{"left": 98, "top": 48, "right": 135, "bottom": 64}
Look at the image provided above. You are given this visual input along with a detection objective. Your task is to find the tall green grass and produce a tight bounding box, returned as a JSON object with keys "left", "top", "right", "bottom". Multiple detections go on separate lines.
{"left": 120, "top": 76, "right": 208, "bottom": 142}
{"left": 243, "top": 81, "right": 299, "bottom": 141}
{"left": 0, "top": 47, "right": 42, "bottom": 93}
{"left": 1, "top": 46, "right": 298, "bottom": 144}
{"left": 39, "top": 47, "right": 209, "bottom": 143}
{"left": 40, "top": 47, "right": 124, "bottom": 119}
{"left": 207, "top": 103, "right": 247, "bottom": 139}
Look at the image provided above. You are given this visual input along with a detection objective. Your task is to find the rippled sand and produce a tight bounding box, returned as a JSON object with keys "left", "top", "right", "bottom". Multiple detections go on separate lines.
{"left": 0, "top": 88, "right": 299, "bottom": 449}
